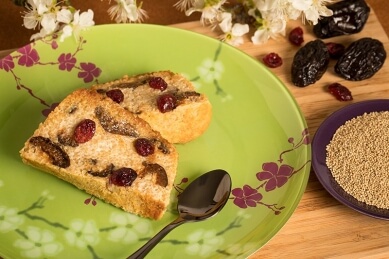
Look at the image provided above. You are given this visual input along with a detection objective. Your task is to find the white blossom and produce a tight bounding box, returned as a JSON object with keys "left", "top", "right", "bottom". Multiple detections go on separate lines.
{"left": 251, "top": 12, "right": 286, "bottom": 44}
{"left": 219, "top": 12, "right": 249, "bottom": 46}
{"left": 186, "top": 0, "right": 226, "bottom": 25}
{"left": 108, "top": 0, "right": 148, "bottom": 23}
{"left": 14, "top": 227, "right": 63, "bottom": 258}
{"left": 56, "top": 8, "right": 73, "bottom": 24}
{"left": 60, "top": 9, "right": 95, "bottom": 42}
{"left": 302, "top": 0, "right": 333, "bottom": 24}
{"left": 174, "top": 0, "right": 194, "bottom": 12}
{"left": 23, "top": 0, "right": 55, "bottom": 30}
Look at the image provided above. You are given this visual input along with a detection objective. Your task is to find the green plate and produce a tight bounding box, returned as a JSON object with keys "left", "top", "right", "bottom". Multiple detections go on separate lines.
{"left": 0, "top": 24, "right": 310, "bottom": 258}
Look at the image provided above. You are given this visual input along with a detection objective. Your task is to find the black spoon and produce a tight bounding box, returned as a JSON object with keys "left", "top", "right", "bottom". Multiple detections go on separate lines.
{"left": 128, "top": 169, "right": 232, "bottom": 258}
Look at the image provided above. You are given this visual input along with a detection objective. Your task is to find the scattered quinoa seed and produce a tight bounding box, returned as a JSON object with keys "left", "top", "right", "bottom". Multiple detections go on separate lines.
{"left": 326, "top": 111, "right": 389, "bottom": 209}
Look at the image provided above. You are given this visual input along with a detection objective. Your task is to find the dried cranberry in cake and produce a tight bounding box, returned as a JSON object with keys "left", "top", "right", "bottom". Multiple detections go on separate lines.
{"left": 289, "top": 27, "right": 304, "bottom": 46}
{"left": 109, "top": 167, "right": 137, "bottom": 186}
{"left": 134, "top": 138, "right": 155, "bottom": 156}
{"left": 148, "top": 77, "right": 168, "bottom": 91}
{"left": 328, "top": 83, "right": 353, "bottom": 101}
{"left": 157, "top": 93, "right": 177, "bottom": 113}
{"left": 263, "top": 53, "right": 283, "bottom": 68}
{"left": 326, "top": 42, "right": 345, "bottom": 59}
{"left": 106, "top": 89, "right": 124, "bottom": 103}
{"left": 73, "top": 119, "right": 96, "bottom": 143}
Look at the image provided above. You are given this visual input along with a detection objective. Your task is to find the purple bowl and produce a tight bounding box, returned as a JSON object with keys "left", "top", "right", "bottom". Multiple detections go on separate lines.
{"left": 312, "top": 99, "right": 389, "bottom": 220}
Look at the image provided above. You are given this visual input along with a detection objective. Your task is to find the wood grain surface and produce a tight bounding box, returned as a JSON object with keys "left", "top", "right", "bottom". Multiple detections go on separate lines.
{"left": 1, "top": 2, "right": 389, "bottom": 259}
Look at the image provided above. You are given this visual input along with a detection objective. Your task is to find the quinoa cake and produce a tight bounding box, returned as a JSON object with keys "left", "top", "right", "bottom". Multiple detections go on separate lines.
{"left": 20, "top": 88, "right": 178, "bottom": 220}
{"left": 91, "top": 70, "right": 212, "bottom": 144}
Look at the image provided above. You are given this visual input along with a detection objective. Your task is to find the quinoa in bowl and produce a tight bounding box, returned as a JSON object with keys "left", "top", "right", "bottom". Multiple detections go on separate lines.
{"left": 312, "top": 99, "right": 389, "bottom": 220}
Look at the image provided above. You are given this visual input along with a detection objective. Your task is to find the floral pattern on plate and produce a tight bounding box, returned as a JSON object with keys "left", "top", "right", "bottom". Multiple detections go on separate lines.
{"left": 0, "top": 24, "right": 310, "bottom": 258}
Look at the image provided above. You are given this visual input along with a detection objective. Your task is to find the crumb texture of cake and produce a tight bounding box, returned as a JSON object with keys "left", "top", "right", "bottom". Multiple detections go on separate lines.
{"left": 19, "top": 89, "right": 178, "bottom": 220}
{"left": 92, "top": 70, "right": 212, "bottom": 143}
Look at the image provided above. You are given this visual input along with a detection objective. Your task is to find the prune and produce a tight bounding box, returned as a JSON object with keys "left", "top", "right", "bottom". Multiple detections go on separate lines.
{"left": 291, "top": 40, "right": 330, "bottom": 87}
{"left": 57, "top": 133, "right": 78, "bottom": 147}
{"left": 175, "top": 91, "right": 200, "bottom": 103}
{"left": 335, "top": 38, "right": 386, "bottom": 81}
{"left": 313, "top": 0, "right": 370, "bottom": 39}
{"left": 88, "top": 164, "right": 114, "bottom": 177}
{"left": 140, "top": 162, "right": 168, "bottom": 187}
{"left": 95, "top": 106, "right": 139, "bottom": 137}
{"left": 29, "top": 136, "right": 70, "bottom": 168}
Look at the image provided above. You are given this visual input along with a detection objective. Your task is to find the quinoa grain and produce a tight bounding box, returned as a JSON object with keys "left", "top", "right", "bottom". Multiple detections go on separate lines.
{"left": 326, "top": 111, "right": 389, "bottom": 209}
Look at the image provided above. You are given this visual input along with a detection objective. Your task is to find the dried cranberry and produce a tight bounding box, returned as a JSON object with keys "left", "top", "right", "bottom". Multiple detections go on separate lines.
{"left": 73, "top": 119, "right": 96, "bottom": 143}
{"left": 157, "top": 93, "right": 177, "bottom": 113}
{"left": 109, "top": 167, "right": 137, "bottom": 186}
{"left": 134, "top": 138, "right": 155, "bottom": 156}
{"left": 289, "top": 27, "right": 304, "bottom": 46}
{"left": 149, "top": 77, "right": 168, "bottom": 91}
{"left": 328, "top": 83, "right": 353, "bottom": 101}
{"left": 326, "top": 42, "right": 345, "bottom": 59}
{"left": 106, "top": 89, "right": 124, "bottom": 103}
{"left": 263, "top": 53, "right": 283, "bottom": 68}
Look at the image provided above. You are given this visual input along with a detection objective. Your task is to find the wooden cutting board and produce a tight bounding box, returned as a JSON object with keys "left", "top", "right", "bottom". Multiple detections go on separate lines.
{"left": 173, "top": 8, "right": 389, "bottom": 259}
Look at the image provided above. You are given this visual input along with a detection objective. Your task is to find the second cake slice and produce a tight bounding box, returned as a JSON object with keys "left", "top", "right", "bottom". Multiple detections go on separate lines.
{"left": 92, "top": 71, "right": 212, "bottom": 144}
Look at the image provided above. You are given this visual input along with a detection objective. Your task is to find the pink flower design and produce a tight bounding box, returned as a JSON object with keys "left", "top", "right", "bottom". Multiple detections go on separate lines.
{"left": 51, "top": 40, "right": 58, "bottom": 49}
{"left": 58, "top": 53, "right": 76, "bottom": 71}
{"left": 302, "top": 128, "right": 310, "bottom": 144}
{"left": 78, "top": 62, "right": 101, "bottom": 83}
{"left": 256, "top": 162, "right": 293, "bottom": 192}
{"left": 84, "top": 196, "right": 97, "bottom": 206}
{"left": 17, "top": 44, "right": 39, "bottom": 67}
{"left": 0, "top": 55, "right": 15, "bottom": 72}
{"left": 231, "top": 185, "right": 263, "bottom": 208}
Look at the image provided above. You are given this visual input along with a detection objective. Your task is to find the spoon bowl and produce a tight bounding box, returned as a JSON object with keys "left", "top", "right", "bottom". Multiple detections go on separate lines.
{"left": 128, "top": 169, "right": 232, "bottom": 258}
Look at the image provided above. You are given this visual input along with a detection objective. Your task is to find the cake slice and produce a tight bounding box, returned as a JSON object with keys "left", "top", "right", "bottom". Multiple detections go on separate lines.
{"left": 91, "top": 71, "right": 212, "bottom": 144}
{"left": 20, "top": 88, "right": 178, "bottom": 220}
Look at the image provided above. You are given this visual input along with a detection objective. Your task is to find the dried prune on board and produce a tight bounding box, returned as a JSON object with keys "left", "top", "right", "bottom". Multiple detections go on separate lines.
{"left": 313, "top": 0, "right": 370, "bottom": 39}
{"left": 335, "top": 38, "right": 386, "bottom": 81}
{"left": 291, "top": 40, "right": 330, "bottom": 87}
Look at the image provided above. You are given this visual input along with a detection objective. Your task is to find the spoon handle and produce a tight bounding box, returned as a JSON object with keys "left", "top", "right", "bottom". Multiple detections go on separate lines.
{"left": 127, "top": 217, "right": 186, "bottom": 259}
